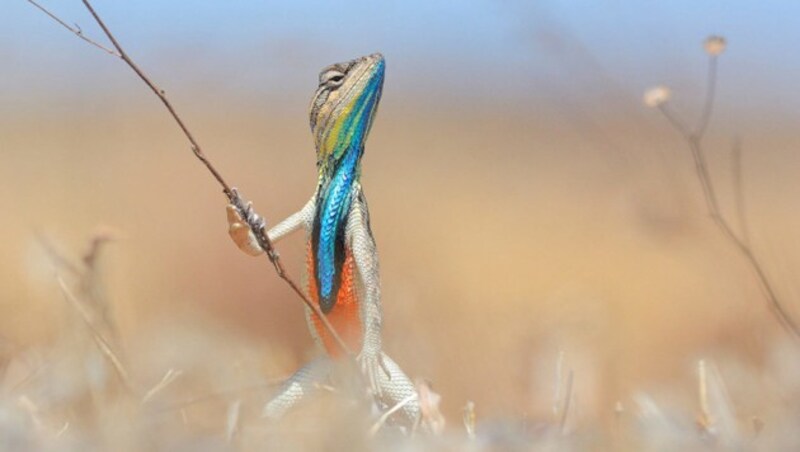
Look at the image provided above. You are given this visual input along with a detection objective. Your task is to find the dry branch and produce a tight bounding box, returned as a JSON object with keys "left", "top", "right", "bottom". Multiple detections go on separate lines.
{"left": 369, "top": 394, "right": 417, "bottom": 436}
{"left": 26, "top": 0, "right": 119, "bottom": 56}
{"left": 27, "top": 0, "right": 352, "bottom": 357}
{"left": 731, "top": 139, "right": 750, "bottom": 246}
{"left": 650, "top": 39, "right": 800, "bottom": 339}
{"left": 56, "top": 276, "right": 138, "bottom": 396}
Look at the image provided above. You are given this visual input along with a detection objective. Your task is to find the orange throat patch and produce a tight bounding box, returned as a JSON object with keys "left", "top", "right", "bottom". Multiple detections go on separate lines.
{"left": 306, "top": 242, "right": 363, "bottom": 357}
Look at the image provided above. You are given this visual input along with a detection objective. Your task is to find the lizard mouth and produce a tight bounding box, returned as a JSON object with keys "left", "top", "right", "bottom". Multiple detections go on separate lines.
{"left": 327, "top": 53, "right": 385, "bottom": 121}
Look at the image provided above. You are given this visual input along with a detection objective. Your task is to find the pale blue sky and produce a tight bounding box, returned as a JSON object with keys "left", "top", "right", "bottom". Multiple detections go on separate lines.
{"left": 4, "top": 1, "right": 800, "bottom": 116}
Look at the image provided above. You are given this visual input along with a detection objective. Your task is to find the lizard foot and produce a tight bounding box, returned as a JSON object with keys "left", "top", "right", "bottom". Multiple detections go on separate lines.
{"left": 226, "top": 188, "right": 264, "bottom": 256}
{"left": 357, "top": 352, "right": 391, "bottom": 399}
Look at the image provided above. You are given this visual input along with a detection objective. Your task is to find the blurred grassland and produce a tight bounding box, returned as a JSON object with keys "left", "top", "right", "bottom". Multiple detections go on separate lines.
{"left": 4, "top": 98, "right": 800, "bottom": 422}
{"left": 3, "top": 3, "right": 800, "bottom": 445}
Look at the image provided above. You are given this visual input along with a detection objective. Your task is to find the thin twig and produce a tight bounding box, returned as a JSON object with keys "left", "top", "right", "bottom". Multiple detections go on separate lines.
{"left": 26, "top": 0, "right": 119, "bottom": 56}
{"left": 697, "top": 359, "right": 712, "bottom": 430}
{"left": 231, "top": 193, "right": 353, "bottom": 356}
{"left": 369, "top": 394, "right": 417, "bottom": 436}
{"left": 156, "top": 379, "right": 286, "bottom": 412}
{"left": 56, "top": 275, "right": 138, "bottom": 396}
{"left": 55, "top": 421, "right": 70, "bottom": 438}
{"left": 656, "top": 53, "right": 800, "bottom": 339}
{"left": 78, "top": 0, "right": 231, "bottom": 195}
{"left": 29, "top": 0, "right": 353, "bottom": 357}
{"left": 559, "top": 369, "right": 574, "bottom": 435}
{"left": 731, "top": 139, "right": 750, "bottom": 246}
{"left": 34, "top": 232, "right": 83, "bottom": 277}
{"left": 82, "top": 227, "right": 118, "bottom": 268}
{"left": 9, "top": 360, "right": 49, "bottom": 394}
{"left": 463, "top": 400, "right": 476, "bottom": 440}
{"left": 658, "top": 104, "right": 721, "bottom": 217}
{"left": 141, "top": 368, "right": 183, "bottom": 404}
{"left": 695, "top": 55, "right": 718, "bottom": 139}
{"left": 657, "top": 104, "right": 691, "bottom": 138}
{"left": 225, "top": 400, "right": 242, "bottom": 443}
{"left": 552, "top": 350, "right": 564, "bottom": 419}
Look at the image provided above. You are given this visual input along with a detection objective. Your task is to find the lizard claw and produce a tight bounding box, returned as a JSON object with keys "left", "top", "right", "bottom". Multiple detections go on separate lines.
{"left": 378, "top": 353, "right": 391, "bottom": 381}
{"left": 357, "top": 352, "right": 386, "bottom": 399}
{"left": 230, "top": 187, "right": 241, "bottom": 201}
{"left": 229, "top": 187, "right": 247, "bottom": 212}
{"left": 226, "top": 190, "right": 264, "bottom": 256}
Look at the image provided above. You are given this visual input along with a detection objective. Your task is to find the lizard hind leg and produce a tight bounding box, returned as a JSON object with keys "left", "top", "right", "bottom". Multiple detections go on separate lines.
{"left": 376, "top": 353, "right": 422, "bottom": 428}
{"left": 262, "top": 357, "right": 333, "bottom": 419}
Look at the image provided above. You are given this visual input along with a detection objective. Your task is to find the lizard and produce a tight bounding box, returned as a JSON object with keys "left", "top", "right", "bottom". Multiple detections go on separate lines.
{"left": 225, "top": 53, "right": 421, "bottom": 427}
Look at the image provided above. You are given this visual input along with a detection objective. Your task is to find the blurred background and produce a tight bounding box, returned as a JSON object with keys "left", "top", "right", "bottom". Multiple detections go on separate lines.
{"left": 2, "top": 0, "right": 800, "bottom": 446}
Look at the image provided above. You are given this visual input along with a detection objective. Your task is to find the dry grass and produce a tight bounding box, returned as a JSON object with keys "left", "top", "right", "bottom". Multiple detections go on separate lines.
{"left": 4, "top": 110, "right": 800, "bottom": 448}
{"left": 4, "top": 263, "right": 800, "bottom": 451}
{"left": 3, "top": 11, "right": 800, "bottom": 448}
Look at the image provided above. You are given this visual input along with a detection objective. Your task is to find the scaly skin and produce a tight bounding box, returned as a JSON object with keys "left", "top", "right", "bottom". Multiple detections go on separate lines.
{"left": 226, "top": 53, "right": 420, "bottom": 427}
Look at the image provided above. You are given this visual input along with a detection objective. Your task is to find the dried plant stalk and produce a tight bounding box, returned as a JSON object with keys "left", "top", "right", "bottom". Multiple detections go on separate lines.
{"left": 648, "top": 38, "right": 800, "bottom": 339}
{"left": 27, "top": 0, "right": 352, "bottom": 356}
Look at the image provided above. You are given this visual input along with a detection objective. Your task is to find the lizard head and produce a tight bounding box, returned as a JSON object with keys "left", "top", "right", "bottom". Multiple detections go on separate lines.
{"left": 309, "top": 53, "right": 385, "bottom": 180}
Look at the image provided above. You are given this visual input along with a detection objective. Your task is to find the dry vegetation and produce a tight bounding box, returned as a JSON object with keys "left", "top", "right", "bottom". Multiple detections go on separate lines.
{"left": 5, "top": 245, "right": 800, "bottom": 450}
{"left": 4, "top": 2, "right": 800, "bottom": 451}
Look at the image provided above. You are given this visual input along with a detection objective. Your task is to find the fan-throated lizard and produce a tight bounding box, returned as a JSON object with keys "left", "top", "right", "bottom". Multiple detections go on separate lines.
{"left": 225, "top": 53, "right": 420, "bottom": 426}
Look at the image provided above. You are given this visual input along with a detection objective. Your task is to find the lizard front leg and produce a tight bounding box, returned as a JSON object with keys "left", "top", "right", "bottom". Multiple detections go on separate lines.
{"left": 226, "top": 189, "right": 316, "bottom": 255}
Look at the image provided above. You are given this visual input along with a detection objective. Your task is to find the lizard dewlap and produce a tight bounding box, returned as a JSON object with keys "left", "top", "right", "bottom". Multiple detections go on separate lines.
{"left": 309, "top": 53, "right": 385, "bottom": 314}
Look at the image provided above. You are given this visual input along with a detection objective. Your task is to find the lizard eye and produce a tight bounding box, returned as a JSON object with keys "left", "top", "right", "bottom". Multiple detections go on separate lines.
{"left": 320, "top": 69, "right": 346, "bottom": 87}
